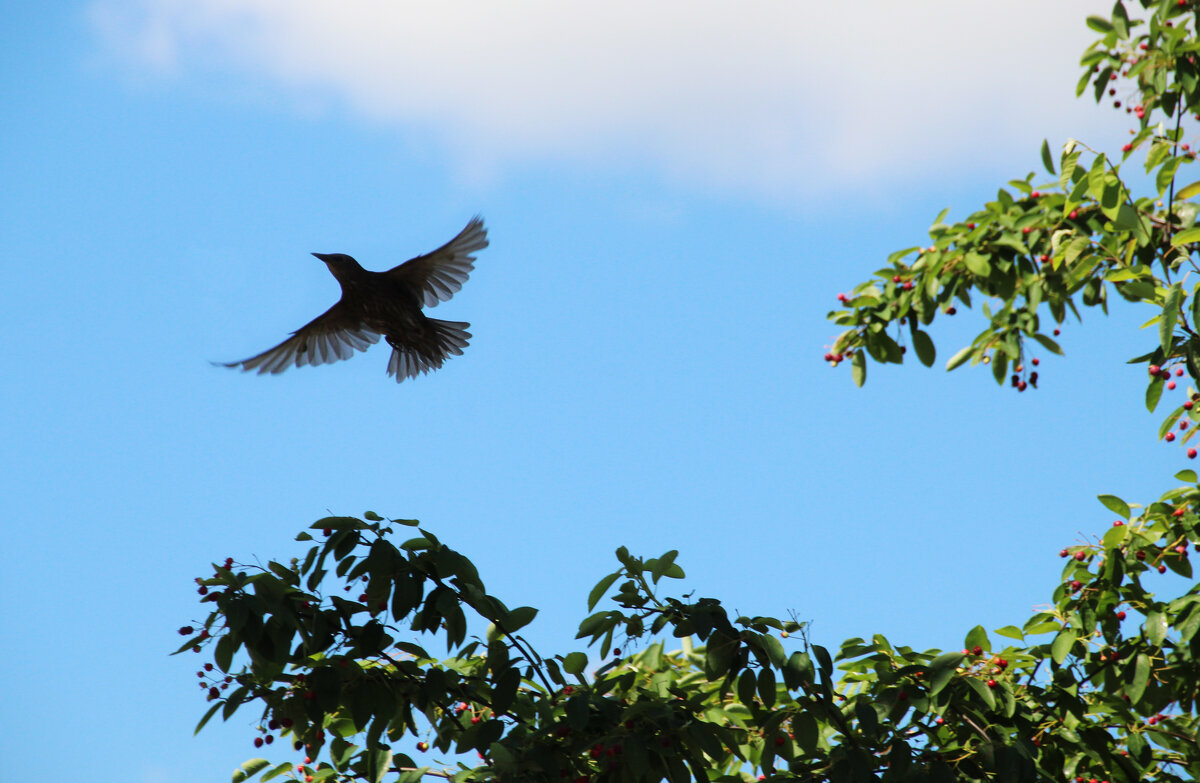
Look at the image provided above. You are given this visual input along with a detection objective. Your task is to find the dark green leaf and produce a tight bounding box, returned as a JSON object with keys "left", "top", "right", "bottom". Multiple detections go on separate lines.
{"left": 851, "top": 350, "right": 866, "bottom": 387}
{"left": 1041, "top": 139, "right": 1056, "bottom": 175}
{"left": 912, "top": 329, "right": 935, "bottom": 367}
{"left": 563, "top": 651, "right": 587, "bottom": 675}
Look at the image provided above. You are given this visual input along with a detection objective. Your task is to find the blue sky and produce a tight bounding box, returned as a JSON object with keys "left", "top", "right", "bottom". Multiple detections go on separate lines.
{"left": 4, "top": 2, "right": 1190, "bottom": 781}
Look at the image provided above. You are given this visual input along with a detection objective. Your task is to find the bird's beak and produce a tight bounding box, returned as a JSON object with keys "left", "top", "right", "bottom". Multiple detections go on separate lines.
{"left": 312, "top": 253, "right": 330, "bottom": 263}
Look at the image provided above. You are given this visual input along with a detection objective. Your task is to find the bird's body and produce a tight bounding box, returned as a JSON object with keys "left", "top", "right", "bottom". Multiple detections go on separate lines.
{"left": 222, "top": 216, "right": 487, "bottom": 382}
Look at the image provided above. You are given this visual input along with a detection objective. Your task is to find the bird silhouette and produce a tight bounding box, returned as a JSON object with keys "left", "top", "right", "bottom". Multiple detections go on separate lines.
{"left": 221, "top": 216, "right": 488, "bottom": 383}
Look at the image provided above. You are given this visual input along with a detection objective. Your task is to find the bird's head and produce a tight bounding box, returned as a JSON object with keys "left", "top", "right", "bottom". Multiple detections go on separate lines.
{"left": 312, "top": 252, "right": 363, "bottom": 282}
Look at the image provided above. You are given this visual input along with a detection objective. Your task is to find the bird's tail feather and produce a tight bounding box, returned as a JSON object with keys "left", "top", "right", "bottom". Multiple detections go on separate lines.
{"left": 387, "top": 320, "right": 472, "bottom": 381}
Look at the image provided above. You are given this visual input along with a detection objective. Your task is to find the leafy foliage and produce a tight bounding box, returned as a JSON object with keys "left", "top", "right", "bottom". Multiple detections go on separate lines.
{"left": 183, "top": 3, "right": 1200, "bottom": 781}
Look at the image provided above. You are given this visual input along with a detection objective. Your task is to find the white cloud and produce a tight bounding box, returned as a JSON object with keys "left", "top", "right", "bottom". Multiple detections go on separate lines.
{"left": 88, "top": 0, "right": 1123, "bottom": 198}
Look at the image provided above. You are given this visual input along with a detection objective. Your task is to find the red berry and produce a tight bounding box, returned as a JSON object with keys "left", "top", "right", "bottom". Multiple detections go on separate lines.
{"left": 1181, "top": 421, "right": 1188, "bottom": 430}
{"left": 1069, "top": 210, "right": 1079, "bottom": 219}
{"left": 1017, "top": 380, "right": 1028, "bottom": 392}
{"left": 947, "top": 306, "right": 957, "bottom": 315}
{"left": 1186, "top": 401, "right": 1194, "bottom": 410}
{"left": 902, "top": 281, "right": 913, "bottom": 290}
{"left": 1022, "top": 226, "right": 1032, "bottom": 234}
{"left": 1117, "top": 611, "right": 1126, "bottom": 620}
{"left": 1031, "top": 191, "right": 1040, "bottom": 198}
{"left": 1177, "top": 368, "right": 1185, "bottom": 376}
{"left": 265, "top": 735, "right": 274, "bottom": 745}
{"left": 178, "top": 626, "right": 194, "bottom": 636}
{"left": 892, "top": 275, "right": 902, "bottom": 283}
{"left": 417, "top": 742, "right": 429, "bottom": 752}
{"left": 1137, "top": 550, "right": 1146, "bottom": 560}
{"left": 1074, "top": 551, "right": 1086, "bottom": 561}
{"left": 1166, "top": 432, "right": 1177, "bottom": 442}
{"left": 1054, "top": 328, "right": 1061, "bottom": 336}
{"left": 1070, "top": 580, "right": 1083, "bottom": 591}
{"left": 1113, "top": 520, "right": 1124, "bottom": 526}
{"left": 254, "top": 737, "right": 264, "bottom": 748}
{"left": 966, "top": 222, "right": 976, "bottom": 229}
{"left": 1189, "top": 448, "right": 1197, "bottom": 459}
{"left": 972, "top": 645, "right": 983, "bottom": 656}
{"left": 1122, "top": 143, "right": 1133, "bottom": 152}
{"left": 986, "top": 679, "right": 998, "bottom": 688}
{"left": 1150, "top": 365, "right": 1161, "bottom": 375}
{"left": 1168, "top": 381, "right": 1177, "bottom": 390}
{"left": 1159, "top": 564, "right": 1168, "bottom": 573}
{"left": 1059, "top": 548, "right": 1069, "bottom": 558}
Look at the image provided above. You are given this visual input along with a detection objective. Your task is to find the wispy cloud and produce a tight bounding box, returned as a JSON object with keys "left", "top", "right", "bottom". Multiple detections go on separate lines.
{"left": 88, "top": 0, "right": 1122, "bottom": 198}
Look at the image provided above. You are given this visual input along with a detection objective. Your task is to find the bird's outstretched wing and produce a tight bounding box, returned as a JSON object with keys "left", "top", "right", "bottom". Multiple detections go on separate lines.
{"left": 220, "top": 303, "right": 381, "bottom": 374}
{"left": 386, "top": 216, "right": 488, "bottom": 307}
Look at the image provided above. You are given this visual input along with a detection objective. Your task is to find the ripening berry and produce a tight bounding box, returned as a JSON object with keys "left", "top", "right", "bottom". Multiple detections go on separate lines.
{"left": 417, "top": 742, "right": 429, "bottom": 752}
{"left": 1158, "top": 564, "right": 1168, "bottom": 573}
{"left": 1177, "top": 367, "right": 1185, "bottom": 376}
{"left": 1123, "top": 143, "right": 1133, "bottom": 152}
{"left": 1150, "top": 364, "right": 1162, "bottom": 375}
{"left": 1074, "top": 551, "right": 1087, "bottom": 561}
{"left": 1070, "top": 580, "right": 1083, "bottom": 592}
{"left": 1117, "top": 610, "right": 1126, "bottom": 620}
{"left": 1059, "top": 548, "right": 1069, "bottom": 558}
{"left": 1186, "top": 401, "right": 1195, "bottom": 410}
{"left": 972, "top": 645, "right": 983, "bottom": 656}
{"left": 892, "top": 275, "right": 902, "bottom": 283}
{"left": 1168, "top": 381, "right": 1177, "bottom": 390}
{"left": 1113, "top": 520, "right": 1124, "bottom": 526}
{"left": 1032, "top": 357, "right": 1040, "bottom": 366}
{"left": 1022, "top": 226, "right": 1032, "bottom": 234}
{"left": 1189, "top": 448, "right": 1197, "bottom": 459}
{"left": 986, "top": 679, "right": 998, "bottom": 688}
{"left": 1069, "top": 210, "right": 1079, "bottom": 219}
{"left": 1166, "top": 432, "right": 1177, "bottom": 442}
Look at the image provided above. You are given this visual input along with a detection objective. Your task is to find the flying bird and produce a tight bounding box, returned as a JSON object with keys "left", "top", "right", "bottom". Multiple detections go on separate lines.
{"left": 221, "top": 216, "right": 488, "bottom": 383}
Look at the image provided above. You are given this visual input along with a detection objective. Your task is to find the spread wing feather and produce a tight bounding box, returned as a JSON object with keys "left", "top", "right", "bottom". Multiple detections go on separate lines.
{"left": 220, "top": 303, "right": 380, "bottom": 375}
{"left": 387, "top": 216, "right": 488, "bottom": 308}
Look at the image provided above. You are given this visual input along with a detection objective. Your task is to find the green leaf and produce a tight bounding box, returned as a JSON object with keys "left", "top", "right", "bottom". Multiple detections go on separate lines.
{"left": 994, "top": 625, "right": 1025, "bottom": 641}
{"left": 587, "top": 572, "right": 620, "bottom": 611}
{"left": 194, "top": 701, "right": 222, "bottom": 735}
{"left": 1173, "top": 227, "right": 1200, "bottom": 246}
{"left": 1085, "top": 15, "right": 1113, "bottom": 32}
{"left": 563, "top": 651, "right": 587, "bottom": 675}
{"left": 964, "top": 625, "right": 990, "bottom": 652}
{"left": 964, "top": 252, "right": 991, "bottom": 277}
{"left": 851, "top": 350, "right": 866, "bottom": 387}
{"left": 946, "top": 345, "right": 973, "bottom": 371}
{"left": 1145, "top": 611, "right": 1168, "bottom": 645}
{"left": 233, "top": 760, "right": 270, "bottom": 783}
{"left": 1147, "top": 377, "right": 1164, "bottom": 413}
{"left": 1032, "top": 334, "right": 1063, "bottom": 356}
{"left": 1161, "top": 283, "right": 1183, "bottom": 354}
{"left": 1051, "top": 629, "right": 1077, "bottom": 664}
{"left": 912, "top": 329, "right": 935, "bottom": 367}
{"left": 928, "top": 651, "right": 964, "bottom": 696}
{"left": 1127, "top": 653, "right": 1151, "bottom": 702}
{"left": 1097, "top": 494, "right": 1131, "bottom": 519}
{"left": 1177, "top": 180, "right": 1200, "bottom": 201}
{"left": 502, "top": 606, "right": 538, "bottom": 633}
{"left": 1041, "top": 139, "right": 1055, "bottom": 175}
{"left": 1176, "top": 469, "right": 1198, "bottom": 483}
